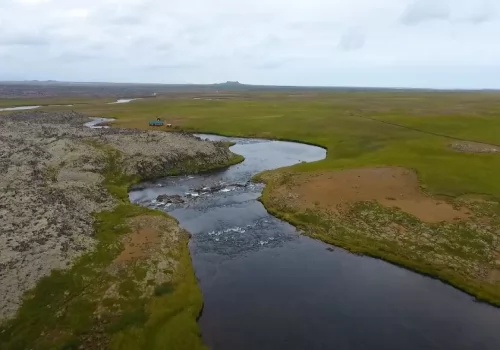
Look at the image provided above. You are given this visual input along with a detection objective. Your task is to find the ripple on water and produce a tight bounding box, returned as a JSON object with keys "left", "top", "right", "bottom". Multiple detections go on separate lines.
{"left": 192, "top": 217, "right": 298, "bottom": 257}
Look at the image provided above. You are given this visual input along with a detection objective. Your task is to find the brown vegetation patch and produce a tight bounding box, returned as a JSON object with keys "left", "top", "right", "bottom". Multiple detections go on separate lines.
{"left": 490, "top": 270, "right": 500, "bottom": 283}
{"left": 283, "top": 167, "right": 469, "bottom": 223}
{"left": 489, "top": 252, "right": 500, "bottom": 283}
{"left": 451, "top": 141, "right": 500, "bottom": 153}
{"left": 115, "top": 227, "right": 160, "bottom": 262}
{"left": 100, "top": 214, "right": 184, "bottom": 315}
{"left": 114, "top": 215, "right": 178, "bottom": 264}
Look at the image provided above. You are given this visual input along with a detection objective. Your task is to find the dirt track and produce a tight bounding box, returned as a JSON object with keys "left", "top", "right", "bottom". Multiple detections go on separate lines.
{"left": 0, "top": 111, "right": 235, "bottom": 320}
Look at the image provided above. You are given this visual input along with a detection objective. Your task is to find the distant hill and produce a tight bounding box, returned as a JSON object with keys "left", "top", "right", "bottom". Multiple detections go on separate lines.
{"left": 214, "top": 81, "right": 244, "bottom": 87}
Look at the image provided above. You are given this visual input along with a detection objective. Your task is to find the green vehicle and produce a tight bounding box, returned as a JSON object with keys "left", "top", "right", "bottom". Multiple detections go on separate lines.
{"left": 149, "top": 118, "right": 164, "bottom": 127}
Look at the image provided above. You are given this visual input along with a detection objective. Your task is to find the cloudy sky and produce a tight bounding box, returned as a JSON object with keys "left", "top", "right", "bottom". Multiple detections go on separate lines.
{"left": 0, "top": 0, "right": 498, "bottom": 88}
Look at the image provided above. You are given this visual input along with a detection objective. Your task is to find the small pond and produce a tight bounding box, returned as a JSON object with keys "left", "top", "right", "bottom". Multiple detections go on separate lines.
{"left": 108, "top": 98, "right": 142, "bottom": 104}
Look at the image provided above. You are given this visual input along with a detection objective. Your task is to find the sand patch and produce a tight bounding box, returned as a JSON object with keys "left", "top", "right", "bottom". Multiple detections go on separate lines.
{"left": 451, "top": 141, "right": 500, "bottom": 153}
{"left": 286, "top": 167, "right": 469, "bottom": 223}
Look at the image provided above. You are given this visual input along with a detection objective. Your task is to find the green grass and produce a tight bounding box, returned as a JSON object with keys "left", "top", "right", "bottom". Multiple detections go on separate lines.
{"left": 65, "top": 90, "right": 500, "bottom": 304}
{"left": 109, "top": 243, "right": 207, "bottom": 350}
{"left": 69, "top": 91, "right": 500, "bottom": 199}
{"left": 0, "top": 97, "right": 111, "bottom": 108}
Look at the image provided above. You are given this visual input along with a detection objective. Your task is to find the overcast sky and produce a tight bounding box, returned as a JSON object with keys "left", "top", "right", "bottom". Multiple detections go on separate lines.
{"left": 0, "top": 0, "right": 499, "bottom": 88}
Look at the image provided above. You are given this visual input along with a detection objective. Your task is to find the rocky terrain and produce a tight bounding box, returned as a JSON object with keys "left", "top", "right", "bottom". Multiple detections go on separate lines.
{"left": 0, "top": 110, "right": 235, "bottom": 321}
{"left": 451, "top": 141, "right": 500, "bottom": 153}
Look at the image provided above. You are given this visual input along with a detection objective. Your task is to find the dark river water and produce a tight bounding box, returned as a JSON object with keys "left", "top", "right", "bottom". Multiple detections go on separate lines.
{"left": 129, "top": 134, "right": 500, "bottom": 350}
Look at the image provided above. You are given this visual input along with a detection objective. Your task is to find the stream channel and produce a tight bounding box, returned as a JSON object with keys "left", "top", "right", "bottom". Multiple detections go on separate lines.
{"left": 0, "top": 97, "right": 139, "bottom": 112}
{"left": 128, "top": 134, "right": 500, "bottom": 350}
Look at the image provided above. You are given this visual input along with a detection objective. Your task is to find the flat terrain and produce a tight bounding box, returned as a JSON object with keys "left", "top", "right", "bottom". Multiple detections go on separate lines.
{"left": 271, "top": 167, "right": 470, "bottom": 223}
{"left": 58, "top": 88, "right": 500, "bottom": 304}
{"left": 1, "top": 85, "right": 500, "bottom": 347}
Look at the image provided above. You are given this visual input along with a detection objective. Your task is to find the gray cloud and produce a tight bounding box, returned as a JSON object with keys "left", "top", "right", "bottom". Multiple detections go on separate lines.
{"left": 57, "top": 52, "right": 98, "bottom": 63}
{"left": 144, "top": 62, "right": 200, "bottom": 70}
{"left": 401, "top": 0, "right": 495, "bottom": 26}
{"left": 401, "top": 0, "right": 450, "bottom": 25}
{"left": 0, "top": 0, "right": 499, "bottom": 88}
{"left": 0, "top": 33, "right": 49, "bottom": 46}
{"left": 338, "top": 30, "right": 365, "bottom": 51}
{"left": 462, "top": 12, "right": 492, "bottom": 24}
{"left": 455, "top": 2, "right": 495, "bottom": 24}
{"left": 252, "top": 57, "right": 293, "bottom": 69}
{"left": 107, "top": 14, "right": 144, "bottom": 26}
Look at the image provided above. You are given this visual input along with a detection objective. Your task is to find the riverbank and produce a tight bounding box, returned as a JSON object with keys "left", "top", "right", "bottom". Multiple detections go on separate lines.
{"left": 0, "top": 111, "right": 240, "bottom": 349}
{"left": 256, "top": 168, "right": 500, "bottom": 306}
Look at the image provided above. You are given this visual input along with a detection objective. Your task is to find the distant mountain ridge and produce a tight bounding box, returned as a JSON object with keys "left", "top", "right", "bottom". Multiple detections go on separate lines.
{"left": 0, "top": 80, "right": 496, "bottom": 92}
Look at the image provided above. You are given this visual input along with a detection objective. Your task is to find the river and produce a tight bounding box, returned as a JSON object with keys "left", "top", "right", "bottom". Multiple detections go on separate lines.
{"left": 129, "top": 134, "right": 500, "bottom": 350}
{"left": 0, "top": 105, "right": 40, "bottom": 112}
{"left": 0, "top": 104, "right": 74, "bottom": 112}
{"left": 0, "top": 98, "right": 138, "bottom": 111}
{"left": 84, "top": 117, "right": 114, "bottom": 129}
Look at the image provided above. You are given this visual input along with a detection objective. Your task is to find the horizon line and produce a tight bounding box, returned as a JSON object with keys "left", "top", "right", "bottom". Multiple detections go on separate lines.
{"left": 0, "top": 80, "right": 499, "bottom": 92}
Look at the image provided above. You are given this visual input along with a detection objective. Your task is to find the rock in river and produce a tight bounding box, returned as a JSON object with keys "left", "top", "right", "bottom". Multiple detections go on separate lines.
{"left": 156, "top": 194, "right": 184, "bottom": 204}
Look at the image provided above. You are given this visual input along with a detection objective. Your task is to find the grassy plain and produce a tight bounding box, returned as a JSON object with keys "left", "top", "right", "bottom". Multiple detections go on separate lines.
{"left": 69, "top": 91, "right": 500, "bottom": 197}
{"left": 67, "top": 90, "right": 500, "bottom": 304}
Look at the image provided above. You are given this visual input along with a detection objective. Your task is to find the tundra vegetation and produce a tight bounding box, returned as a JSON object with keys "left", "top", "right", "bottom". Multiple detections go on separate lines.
{"left": 1, "top": 89, "right": 500, "bottom": 348}
{"left": 0, "top": 110, "right": 239, "bottom": 349}
{"left": 73, "top": 90, "right": 500, "bottom": 305}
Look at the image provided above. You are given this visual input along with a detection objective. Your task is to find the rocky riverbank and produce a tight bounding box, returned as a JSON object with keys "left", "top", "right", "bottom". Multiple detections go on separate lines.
{"left": 0, "top": 110, "right": 236, "bottom": 321}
